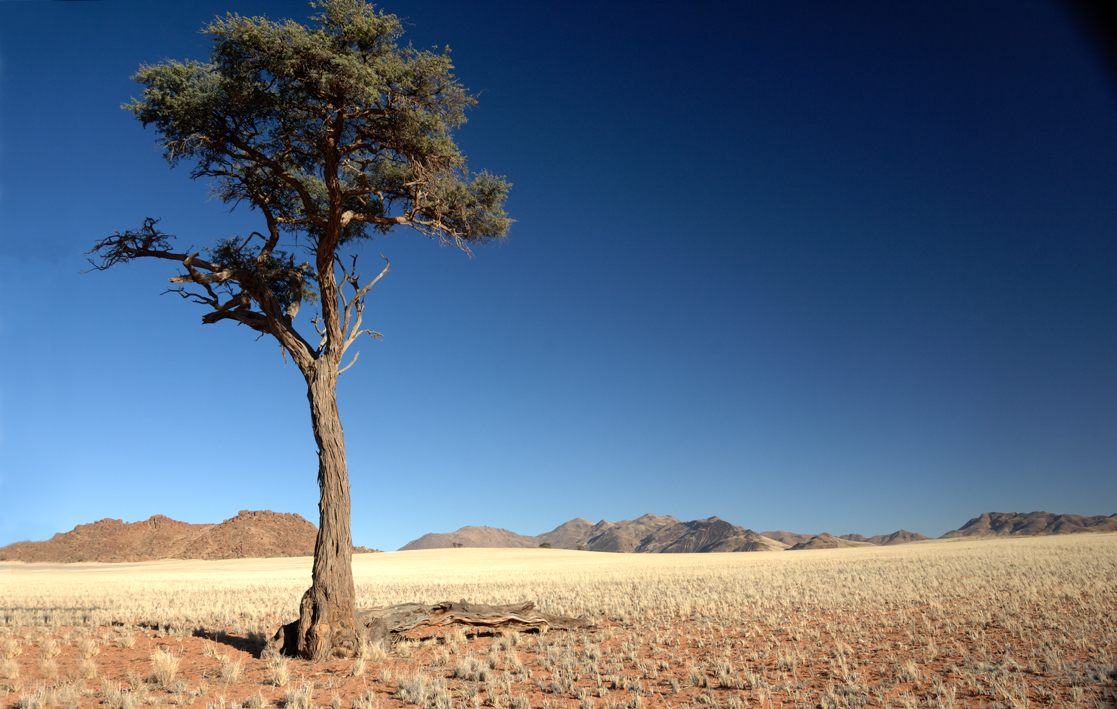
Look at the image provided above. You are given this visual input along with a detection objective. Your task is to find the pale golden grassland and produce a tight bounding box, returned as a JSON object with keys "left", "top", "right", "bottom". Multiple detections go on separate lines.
{"left": 1, "top": 534, "right": 1115, "bottom": 708}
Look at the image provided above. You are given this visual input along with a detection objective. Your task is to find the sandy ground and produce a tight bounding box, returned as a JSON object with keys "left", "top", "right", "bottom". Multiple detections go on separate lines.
{"left": 2, "top": 539, "right": 1115, "bottom": 708}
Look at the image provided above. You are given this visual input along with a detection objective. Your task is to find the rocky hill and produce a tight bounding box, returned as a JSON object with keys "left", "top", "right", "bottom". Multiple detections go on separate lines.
{"left": 0, "top": 510, "right": 380, "bottom": 563}
{"left": 399, "top": 526, "right": 540, "bottom": 551}
{"left": 634, "top": 517, "right": 787, "bottom": 553}
{"left": 762, "top": 529, "right": 931, "bottom": 547}
{"left": 788, "top": 533, "right": 876, "bottom": 550}
{"left": 534, "top": 518, "right": 595, "bottom": 549}
{"left": 940, "top": 511, "right": 1117, "bottom": 538}
{"left": 760, "top": 531, "right": 816, "bottom": 546}
{"left": 572, "top": 514, "right": 681, "bottom": 552}
{"left": 868, "top": 529, "right": 931, "bottom": 545}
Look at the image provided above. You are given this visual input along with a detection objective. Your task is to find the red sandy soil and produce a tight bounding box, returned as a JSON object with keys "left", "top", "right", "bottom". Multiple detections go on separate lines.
{"left": 3, "top": 598, "right": 1115, "bottom": 709}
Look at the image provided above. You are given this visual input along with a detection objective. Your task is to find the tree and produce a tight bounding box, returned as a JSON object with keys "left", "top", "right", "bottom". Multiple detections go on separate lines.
{"left": 87, "top": 0, "right": 510, "bottom": 661}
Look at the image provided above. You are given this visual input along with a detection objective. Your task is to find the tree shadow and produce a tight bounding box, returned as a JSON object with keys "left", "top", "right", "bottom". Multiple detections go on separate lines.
{"left": 192, "top": 628, "right": 268, "bottom": 659}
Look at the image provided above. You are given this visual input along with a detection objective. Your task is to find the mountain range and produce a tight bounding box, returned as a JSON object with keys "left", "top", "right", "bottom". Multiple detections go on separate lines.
{"left": 401, "top": 514, "right": 922, "bottom": 553}
{"left": 399, "top": 510, "right": 1116, "bottom": 553}
{"left": 399, "top": 513, "right": 727, "bottom": 553}
{"left": 1, "top": 510, "right": 1112, "bottom": 564}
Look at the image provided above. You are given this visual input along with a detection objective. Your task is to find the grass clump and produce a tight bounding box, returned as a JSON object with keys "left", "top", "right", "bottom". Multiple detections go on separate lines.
{"left": 149, "top": 648, "right": 180, "bottom": 688}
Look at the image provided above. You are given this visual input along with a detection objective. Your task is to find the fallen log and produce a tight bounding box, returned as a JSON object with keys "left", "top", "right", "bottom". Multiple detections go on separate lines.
{"left": 272, "top": 600, "right": 593, "bottom": 657}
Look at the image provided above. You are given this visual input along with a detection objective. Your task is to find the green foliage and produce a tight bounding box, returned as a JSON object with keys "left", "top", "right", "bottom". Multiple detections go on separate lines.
{"left": 205, "top": 236, "right": 318, "bottom": 314}
{"left": 92, "top": 0, "right": 511, "bottom": 367}
{"left": 123, "top": 0, "right": 511, "bottom": 250}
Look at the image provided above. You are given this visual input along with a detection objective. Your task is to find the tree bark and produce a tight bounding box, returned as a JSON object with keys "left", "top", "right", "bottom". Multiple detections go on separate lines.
{"left": 273, "top": 600, "right": 593, "bottom": 655}
{"left": 288, "top": 358, "right": 360, "bottom": 660}
{"left": 359, "top": 600, "right": 593, "bottom": 647}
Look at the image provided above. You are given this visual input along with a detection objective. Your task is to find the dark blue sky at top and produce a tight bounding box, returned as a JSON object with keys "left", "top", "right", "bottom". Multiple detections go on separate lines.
{"left": 0, "top": 0, "right": 1114, "bottom": 551}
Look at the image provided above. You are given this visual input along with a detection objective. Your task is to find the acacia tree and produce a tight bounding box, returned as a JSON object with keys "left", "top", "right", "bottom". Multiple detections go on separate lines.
{"left": 87, "top": 0, "right": 510, "bottom": 660}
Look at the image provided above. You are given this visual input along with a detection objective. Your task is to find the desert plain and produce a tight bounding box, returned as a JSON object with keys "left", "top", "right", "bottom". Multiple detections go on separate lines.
{"left": 1, "top": 533, "right": 1115, "bottom": 709}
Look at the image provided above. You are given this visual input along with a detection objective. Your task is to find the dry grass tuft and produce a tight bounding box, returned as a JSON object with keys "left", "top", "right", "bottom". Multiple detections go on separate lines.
{"left": 78, "top": 636, "right": 100, "bottom": 660}
{"left": 219, "top": 656, "right": 242, "bottom": 685}
{"left": 149, "top": 648, "right": 180, "bottom": 688}
{"left": 35, "top": 638, "right": 59, "bottom": 661}
{"left": 282, "top": 680, "right": 314, "bottom": 709}
{"left": 359, "top": 635, "right": 388, "bottom": 663}
{"left": 0, "top": 658, "right": 19, "bottom": 681}
{"left": 265, "top": 650, "right": 290, "bottom": 687}
{"left": 0, "top": 636, "right": 21, "bottom": 660}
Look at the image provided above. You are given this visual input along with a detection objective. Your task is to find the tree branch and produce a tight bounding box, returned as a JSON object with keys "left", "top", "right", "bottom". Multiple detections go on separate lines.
{"left": 337, "top": 350, "right": 360, "bottom": 375}
{"left": 339, "top": 255, "right": 389, "bottom": 356}
{"left": 88, "top": 218, "right": 318, "bottom": 371}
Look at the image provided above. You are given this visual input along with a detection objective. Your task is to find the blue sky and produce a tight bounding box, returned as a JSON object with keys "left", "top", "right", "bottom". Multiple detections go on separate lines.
{"left": 1, "top": 0, "right": 1114, "bottom": 552}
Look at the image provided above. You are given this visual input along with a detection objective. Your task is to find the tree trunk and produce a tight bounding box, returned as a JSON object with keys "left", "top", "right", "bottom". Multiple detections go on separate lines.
{"left": 289, "top": 358, "right": 360, "bottom": 660}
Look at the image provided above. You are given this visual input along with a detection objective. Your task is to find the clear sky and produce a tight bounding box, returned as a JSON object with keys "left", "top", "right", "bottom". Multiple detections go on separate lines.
{"left": 0, "top": 0, "right": 1114, "bottom": 552}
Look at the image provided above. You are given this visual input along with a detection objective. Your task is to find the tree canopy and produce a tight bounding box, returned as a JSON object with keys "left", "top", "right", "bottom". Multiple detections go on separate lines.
{"left": 92, "top": 0, "right": 510, "bottom": 371}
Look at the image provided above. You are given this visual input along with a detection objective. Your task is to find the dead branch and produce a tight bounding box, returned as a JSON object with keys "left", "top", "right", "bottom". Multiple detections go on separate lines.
{"left": 337, "top": 350, "right": 361, "bottom": 375}
{"left": 271, "top": 599, "right": 593, "bottom": 656}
